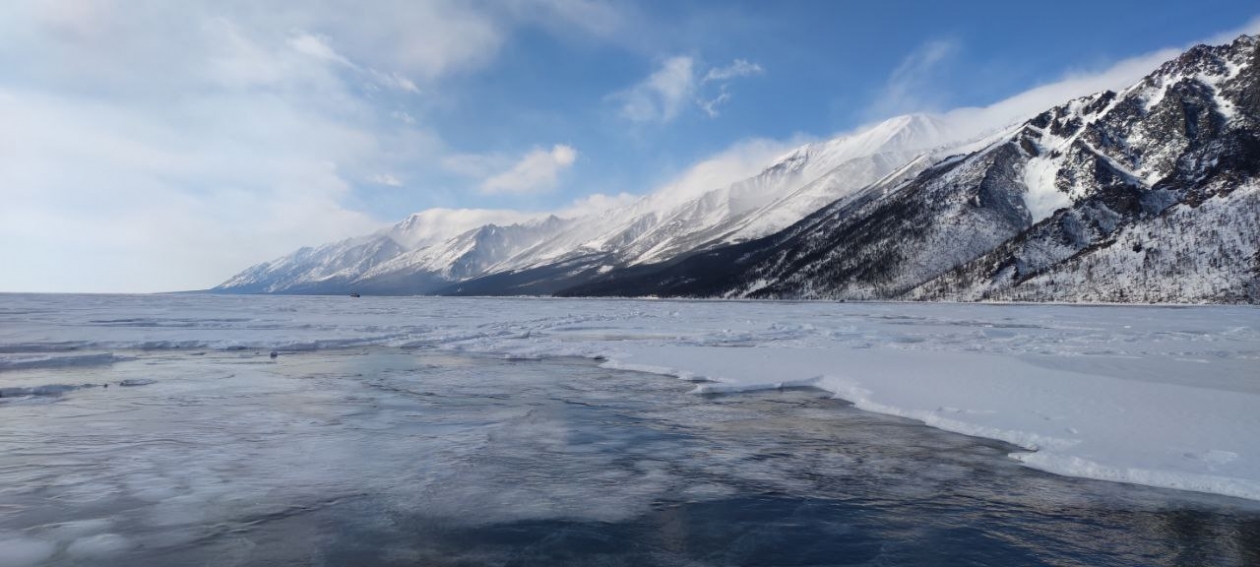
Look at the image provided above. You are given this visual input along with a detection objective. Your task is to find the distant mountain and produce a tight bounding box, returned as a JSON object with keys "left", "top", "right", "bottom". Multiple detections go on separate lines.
{"left": 562, "top": 35, "right": 1260, "bottom": 304}
{"left": 215, "top": 113, "right": 974, "bottom": 295}
{"left": 214, "top": 208, "right": 539, "bottom": 294}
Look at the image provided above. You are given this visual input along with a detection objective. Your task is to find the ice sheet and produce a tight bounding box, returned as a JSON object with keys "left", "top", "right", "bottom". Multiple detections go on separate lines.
{"left": 1, "top": 294, "right": 1257, "bottom": 500}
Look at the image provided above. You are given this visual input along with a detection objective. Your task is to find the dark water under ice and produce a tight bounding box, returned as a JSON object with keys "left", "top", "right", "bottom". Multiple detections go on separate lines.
{"left": 1, "top": 348, "right": 1258, "bottom": 566}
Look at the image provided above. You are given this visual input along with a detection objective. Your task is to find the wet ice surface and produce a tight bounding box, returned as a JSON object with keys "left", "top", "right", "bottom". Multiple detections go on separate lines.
{"left": 5, "top": 294, "right": 1258, "bottom": 500}
{"left": 2, "top": 294, "right": 1260, "bottom": 565}
{"left": 2, "top": 348, "right": 1259, "bottom": 566}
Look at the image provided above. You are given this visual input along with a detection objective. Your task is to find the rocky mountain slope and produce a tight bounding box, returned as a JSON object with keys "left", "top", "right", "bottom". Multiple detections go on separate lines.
{"left": 563, "top": 35, "right": 1260, "bottom": 303}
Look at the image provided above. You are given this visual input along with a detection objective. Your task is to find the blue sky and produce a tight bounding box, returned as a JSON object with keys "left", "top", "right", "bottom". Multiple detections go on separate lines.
{"left": 1, "top": 0, "right": 1258, "bottom": 292}
{"left": 413, "top": 0, "right": 1260, "bottom": 215}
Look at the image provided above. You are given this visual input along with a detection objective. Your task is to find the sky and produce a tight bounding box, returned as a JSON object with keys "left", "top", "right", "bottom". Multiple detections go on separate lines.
{"left": 1, "top": 0, "right": 1258, "bottom": 293}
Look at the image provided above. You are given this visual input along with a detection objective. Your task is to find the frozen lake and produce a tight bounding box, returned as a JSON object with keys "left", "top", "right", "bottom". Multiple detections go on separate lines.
{"left": 1, "top": 294, "right": 1258, "bottom": 565}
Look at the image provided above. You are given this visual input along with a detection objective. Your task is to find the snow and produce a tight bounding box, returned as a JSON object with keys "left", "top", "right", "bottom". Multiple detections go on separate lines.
{"left": 1021, "top": 155, "right": 1072, "bottom": 224}
{"left": 606, "top": 346, "right": 1260, "bottom": 500}
{"left": 385, "top": 208, "right": 544, "bottom": 250}
{"left": 2, "top": 294, "right": 1258, "bottom": 502}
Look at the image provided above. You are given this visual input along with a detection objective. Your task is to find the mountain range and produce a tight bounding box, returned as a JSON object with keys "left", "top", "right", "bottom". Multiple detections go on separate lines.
{"left": 216, "top": 36, "right": 1260, "bottom": 304}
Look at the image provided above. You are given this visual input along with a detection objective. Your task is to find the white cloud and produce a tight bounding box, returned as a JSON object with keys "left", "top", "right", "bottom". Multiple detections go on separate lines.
{"left": 480, "top": 145, "right": 579, "bottom": 194}
{"left": 385, "top": 207, "right": 544, "bottom": 248}
{"left": 868, "top": 18, "right": 1260, "bottom": 134}
{"left": 554, "top": 192, "right": 639, "bottom": 218}
{"left": 613, "top": 56, "right": 764, "bottom": 123}
{"left": 699, "top": 85, "right": 732, "bottom": 118}
{"left": 287, "top": 31, "right": 421, "bottom": 93}
{"left": 368, "top": 69, "right": 421, "bottom": 93}
{"left": 645, "top": 137, "right": 807, "bottom": 209}
{"left": 703, "top": 59, "right": 763, "bottom": 82}
{"left": 934, "top": 17, "right": 1260, "bottom": 137}
{"left": 441, "top": 152, "right": 513, "bottom": 178}
{"left": 370, "top": 173, "right": 404, "bottom": 186}
{"left": 288, "top": 32, "right": 354, "bottom": 67}
{"left": 0, "top": 0, "right": 641, "bottom": 292}
{"left": 0, "top": 0, "right": 592, "bottom": 292}
{"left": 869, "top": 39, "right": 960, "bottom": 119}
{"left": 310, "top": 0, "right": 506, "bottom": 81}
{"left": 391, "top": 110, "right": 417, "bottom": 125}
{"left": 0, "top": 85, "right": 388, "bottom": 293}
{"left": 614, "top": 56, "right": 698, "bottom": 123}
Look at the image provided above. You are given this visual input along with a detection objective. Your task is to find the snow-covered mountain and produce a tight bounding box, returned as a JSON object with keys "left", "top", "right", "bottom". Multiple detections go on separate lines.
{"left": 620, "top": 114, "right": 967, "bottom": 262}
{"left": 910, "top": 36, "right": 1260, "bottom": 303}
{"left": 220, "top": 36, "right": 1259, "bottom": 303}
{"left": 351, "top": 215, "right": 576, "bottom": 293}
{"left": 214, "top": 208, "right": 541, "bottom": 293}
{"left": 564, "top": 35, "right": 1260, "bottom": 304}
{"left": 216, "top": 113, "right": 971, "bottom": 294}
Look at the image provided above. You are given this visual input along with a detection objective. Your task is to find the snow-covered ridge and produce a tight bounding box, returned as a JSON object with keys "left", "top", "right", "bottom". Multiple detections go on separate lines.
{"left": 904, "top": 34, "right": 1260, "bottom": 303}
{"left": 570, "top": 34, "right": 1258, "bottom": 304}
{"left": 4, "top": 294, "right": 1258, "bottom": 502}
{"left": 214, "top": 113, "right": 977, "bottom": 294}
{"left": 216, "top": 208, "right": 548, "bottom": 293}
{"left": 1014, "top": 33, "right": 1255, "bottom": 216}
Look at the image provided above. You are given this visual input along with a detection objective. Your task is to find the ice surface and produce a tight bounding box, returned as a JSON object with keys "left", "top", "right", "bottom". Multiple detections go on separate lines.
{"left": 64, "top": 534, "right": 129, "bottom": 559}
{"left": 0, "top": 353, "right": 121, "bottom": 371}
{"left": 117, "top": 379, "right": 157, "bottom": 387}
{"left": 1, "top": 294, "right": 1257, "bottom": 502}
{"left": 0, "top": 535, "right": 56, "bottom": 567}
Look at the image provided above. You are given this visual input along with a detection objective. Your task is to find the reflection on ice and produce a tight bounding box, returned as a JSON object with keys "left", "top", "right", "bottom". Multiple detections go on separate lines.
{"left": 0, "top": 347, "right": 1258, "bottom": 565}
{"left": 1, "top": 294, "right": 1259, "bottom": 565}
{"left": 0, "top": 353, "right": 122, "bottom": 372}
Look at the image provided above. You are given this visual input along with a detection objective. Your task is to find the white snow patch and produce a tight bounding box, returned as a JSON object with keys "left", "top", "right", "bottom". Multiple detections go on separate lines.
{"left": 1021, "top": 156, "right": 1072, "bottom": 223}
{"left": 596, "top": 344, "right": 1260, "bottom": 500}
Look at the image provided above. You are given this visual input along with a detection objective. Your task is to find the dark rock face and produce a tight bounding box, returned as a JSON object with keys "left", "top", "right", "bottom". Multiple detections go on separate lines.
{"left": 909, "top": 37, "right": 1260, "bottom": 303}
{"left": 567, "top": 36, "right": 1260, "bottom": 304}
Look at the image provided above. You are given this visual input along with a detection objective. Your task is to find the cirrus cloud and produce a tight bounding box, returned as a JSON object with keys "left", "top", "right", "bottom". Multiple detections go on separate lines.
{"left": 612, "top": 56, "right": 765, "bottom": 123}
{"left": 703, "top": 59, "right": 763, "bottom": 83}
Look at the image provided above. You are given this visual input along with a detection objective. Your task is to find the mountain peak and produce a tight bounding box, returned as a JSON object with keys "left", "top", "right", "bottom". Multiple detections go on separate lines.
{"left": 217, "top": 36, "right": 1259, "bottom": 303}
{"left": 384, "top": 208, "right": 541, "bottom": 250}
{"left": 763, "top": 113, "right": 956, "bottom": 183}
{"left": 1152, "top": 33, "right": 1256, "bottom": 81}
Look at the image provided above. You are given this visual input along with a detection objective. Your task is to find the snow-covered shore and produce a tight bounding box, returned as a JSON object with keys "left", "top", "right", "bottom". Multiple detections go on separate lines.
{"left": 601, "top": 345, "right": 1260, "bottom": 500}
{"left": 3, "top": 294, "right": 1257, "bottom": 500}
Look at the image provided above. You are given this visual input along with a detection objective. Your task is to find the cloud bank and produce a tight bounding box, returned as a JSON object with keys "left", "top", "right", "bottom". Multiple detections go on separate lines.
{"left": 0, "top": 0, "right": 620, "bottom": 292}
